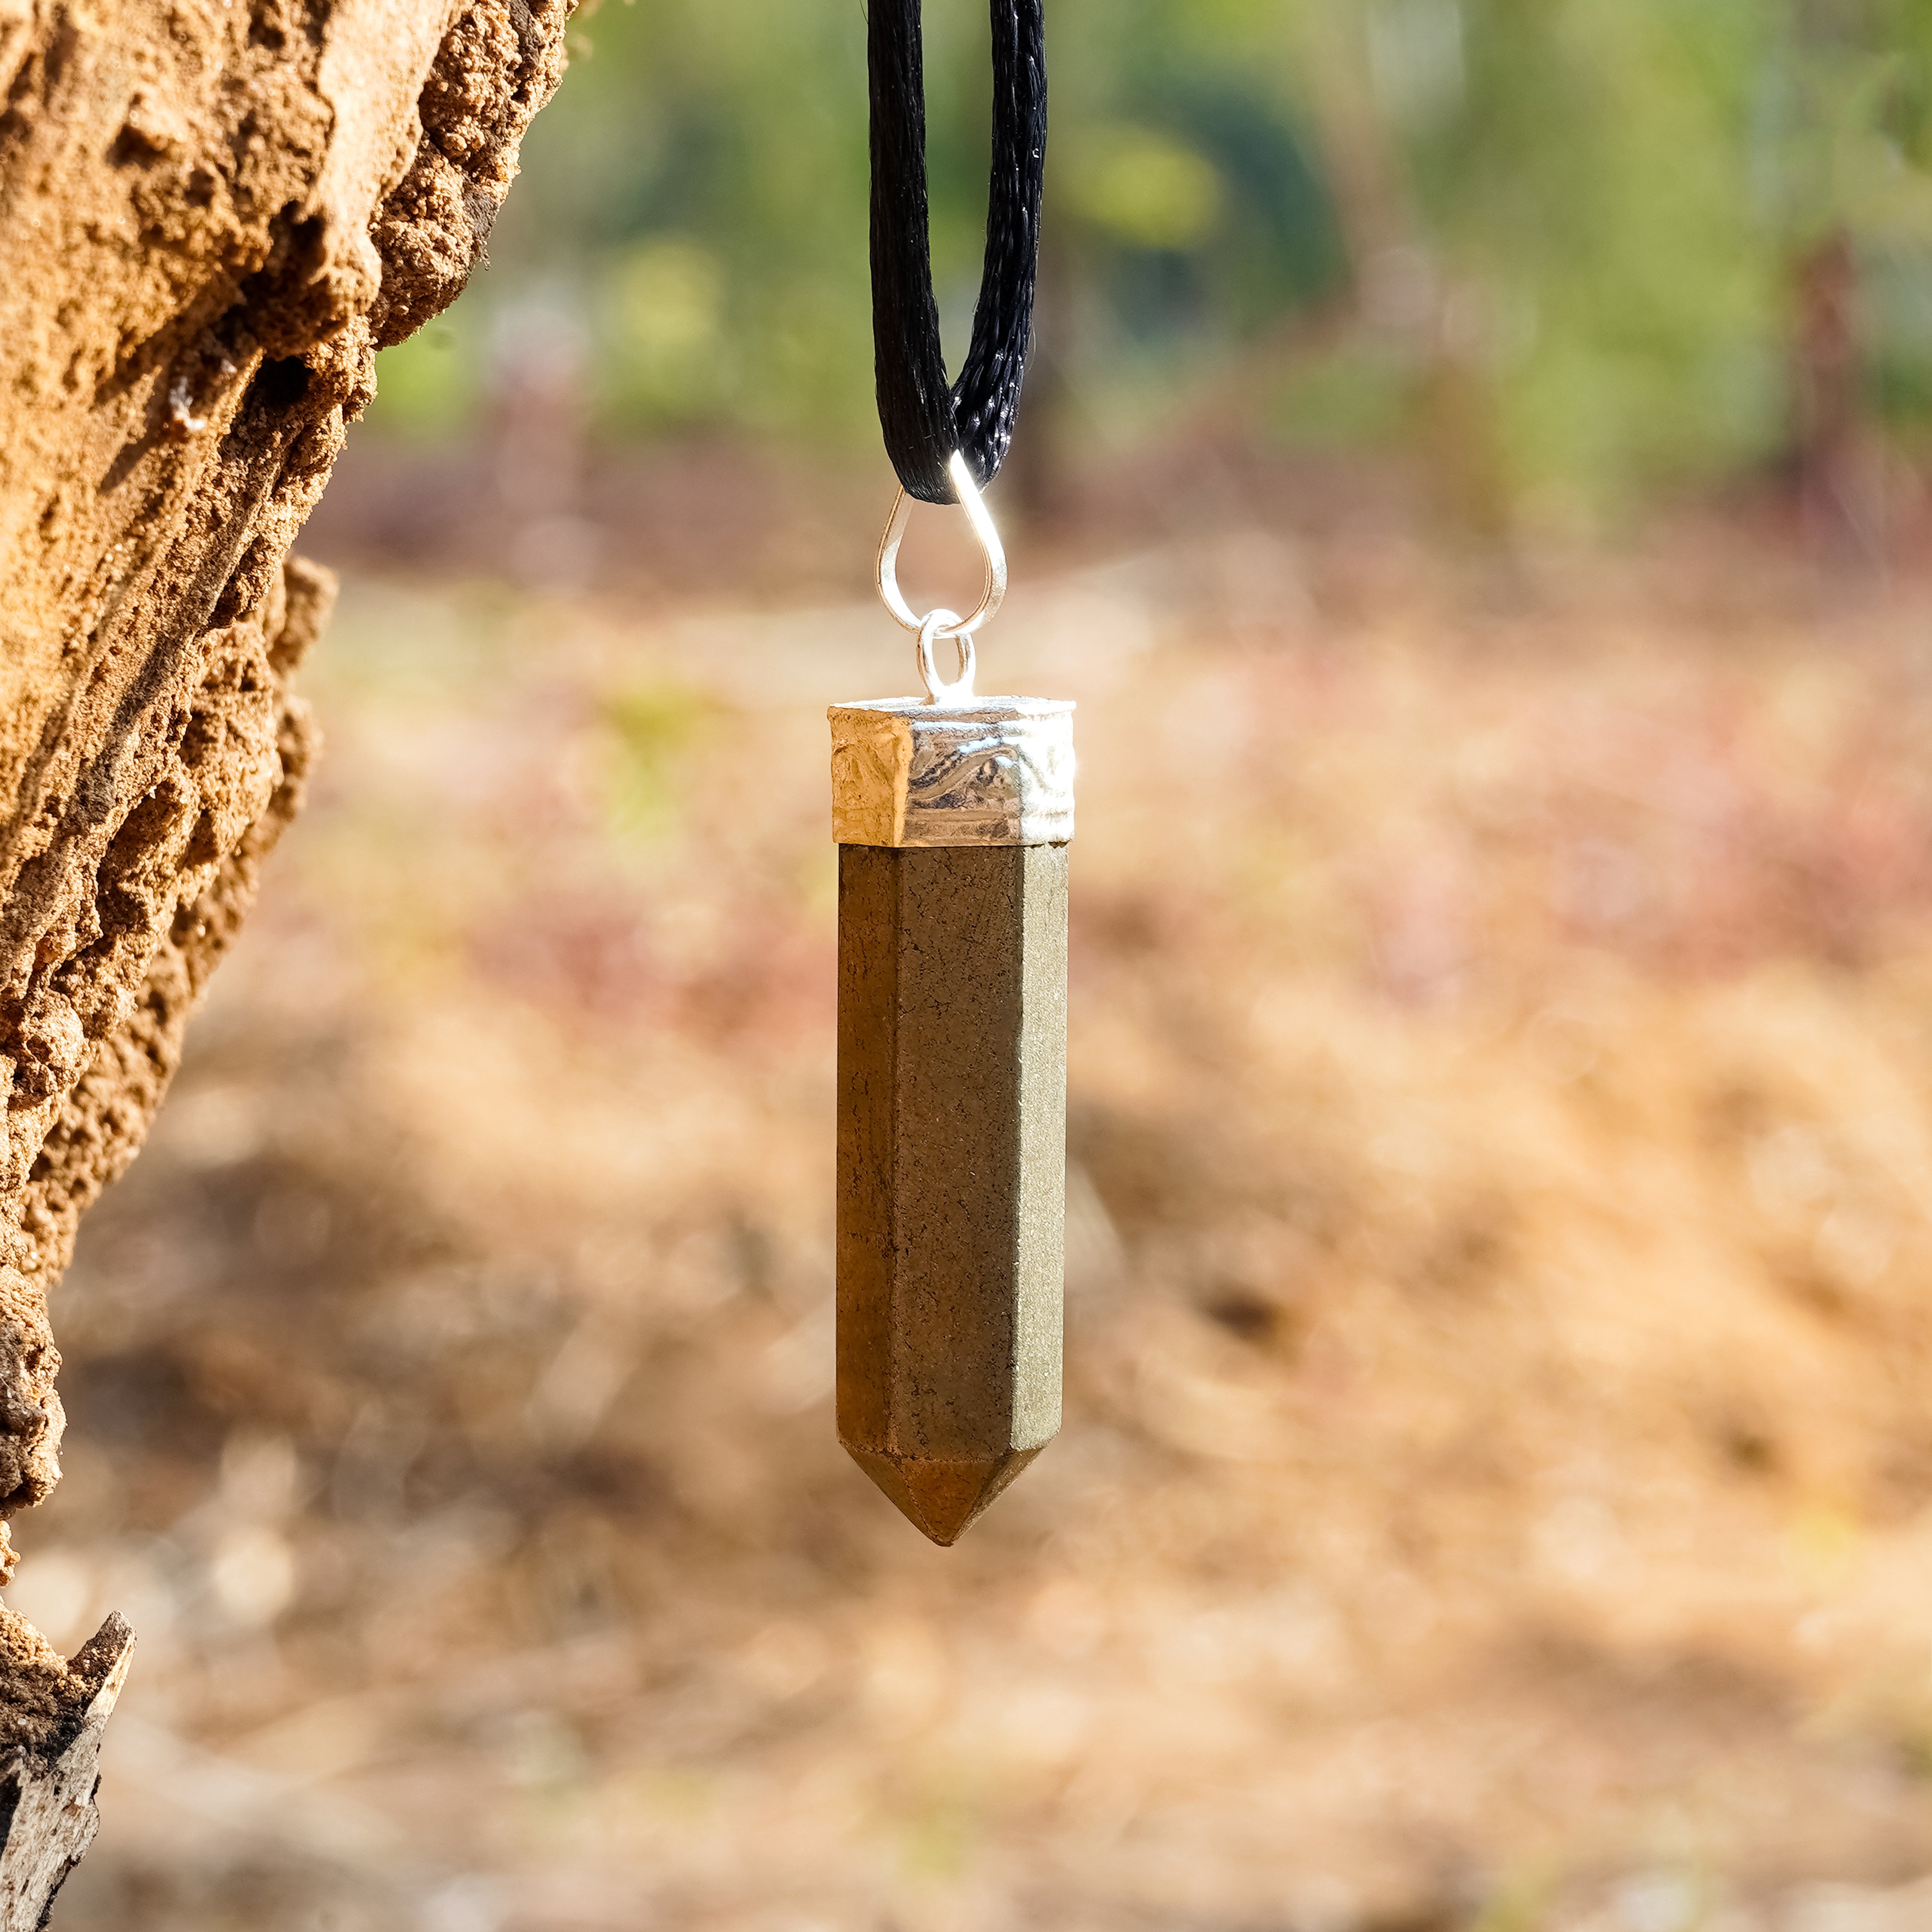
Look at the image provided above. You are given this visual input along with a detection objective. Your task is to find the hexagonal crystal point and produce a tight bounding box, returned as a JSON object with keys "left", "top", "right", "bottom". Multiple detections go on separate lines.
{"left": 832, "top": 695, "right": 1071, "bottom": 1545}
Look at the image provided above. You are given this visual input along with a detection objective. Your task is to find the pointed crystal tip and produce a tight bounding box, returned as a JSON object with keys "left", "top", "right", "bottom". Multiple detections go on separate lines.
{"left": 843, "top": 1443, "right": 1046, "bottom": 1546}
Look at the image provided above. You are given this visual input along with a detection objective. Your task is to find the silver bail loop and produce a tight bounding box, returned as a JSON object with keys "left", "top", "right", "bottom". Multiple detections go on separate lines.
{"left": 875, "top": 450, "right": 1009, "bottom": 643}
{"left": 914, "top": 609, "right": 976, "bottom": 704}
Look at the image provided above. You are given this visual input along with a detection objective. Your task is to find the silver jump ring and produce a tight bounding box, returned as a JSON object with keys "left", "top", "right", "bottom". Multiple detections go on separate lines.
{"left": 915, "top": 609, "right": 976, "bottom": 704}
{"left": 876, "top": 451, "right": 1009, "bottom": 640}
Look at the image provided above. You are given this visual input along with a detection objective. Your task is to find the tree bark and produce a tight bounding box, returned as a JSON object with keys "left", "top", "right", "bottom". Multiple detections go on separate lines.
{"left": 0, "top": 1, "right": 574, "bottom": 1913}
{"left": 0, "top": 1614, "right": 131, "bottom": 1931}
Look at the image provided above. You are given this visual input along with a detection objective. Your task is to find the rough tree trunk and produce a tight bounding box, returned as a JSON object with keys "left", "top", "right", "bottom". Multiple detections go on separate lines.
{"left": 0, "top": 2, "right": 573, "bottom": 1916}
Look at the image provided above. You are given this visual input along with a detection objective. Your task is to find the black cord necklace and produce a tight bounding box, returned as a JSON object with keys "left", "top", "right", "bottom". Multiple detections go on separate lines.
{"left": 869, "top": 0, "right": 1047, "bottom": 503}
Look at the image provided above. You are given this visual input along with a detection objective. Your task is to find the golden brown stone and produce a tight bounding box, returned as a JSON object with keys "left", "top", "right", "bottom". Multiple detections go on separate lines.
{"left": 835, "top": 842, "right": 1067, "bottom": 1544}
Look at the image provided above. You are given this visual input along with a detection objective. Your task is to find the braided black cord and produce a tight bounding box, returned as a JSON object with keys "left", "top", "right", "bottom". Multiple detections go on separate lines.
{"left": 869, "top": 0, "right": 1046, "bottom": 505}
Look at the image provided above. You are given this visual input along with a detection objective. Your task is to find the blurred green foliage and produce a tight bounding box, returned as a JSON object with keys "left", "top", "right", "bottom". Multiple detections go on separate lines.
{"left": 367, "top": 0, "right": 1932, "bottom": 526}
{"left": 602, "top": 683, "right": 717, "bottom": 842}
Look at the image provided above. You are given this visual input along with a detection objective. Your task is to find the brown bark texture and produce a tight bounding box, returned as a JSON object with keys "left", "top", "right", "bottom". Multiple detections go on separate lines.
{"left": 0, "top": 0, "right": 572, "bottom": 1899}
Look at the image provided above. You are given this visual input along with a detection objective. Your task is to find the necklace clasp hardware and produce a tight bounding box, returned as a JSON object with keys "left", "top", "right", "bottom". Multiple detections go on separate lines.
{"left": 875, "top": 451, "right": 1008, "bottom": 652}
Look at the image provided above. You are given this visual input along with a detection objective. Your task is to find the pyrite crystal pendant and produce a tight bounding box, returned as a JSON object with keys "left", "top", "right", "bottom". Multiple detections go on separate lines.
{"left": 852, "top": 0, "right": 1051, "bottom": 1543}
{"left": 830, "top": 682, "right": 1073, "bottom": 1544}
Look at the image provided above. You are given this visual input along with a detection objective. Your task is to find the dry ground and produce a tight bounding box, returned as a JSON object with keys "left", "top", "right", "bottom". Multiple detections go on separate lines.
{"left": 21, "top": 493, "right": 1932, "bottom": 1930}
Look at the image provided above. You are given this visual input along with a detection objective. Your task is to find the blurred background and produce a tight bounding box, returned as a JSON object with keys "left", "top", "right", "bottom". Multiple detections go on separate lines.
{"left": 29, "top": 0, "right": 1932, "bottom": 1926}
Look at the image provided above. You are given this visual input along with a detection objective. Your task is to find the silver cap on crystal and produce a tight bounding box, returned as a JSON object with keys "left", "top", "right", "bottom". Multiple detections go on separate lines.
{"left": 829, "top": 696, "right": 1075, "bottom": 848}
